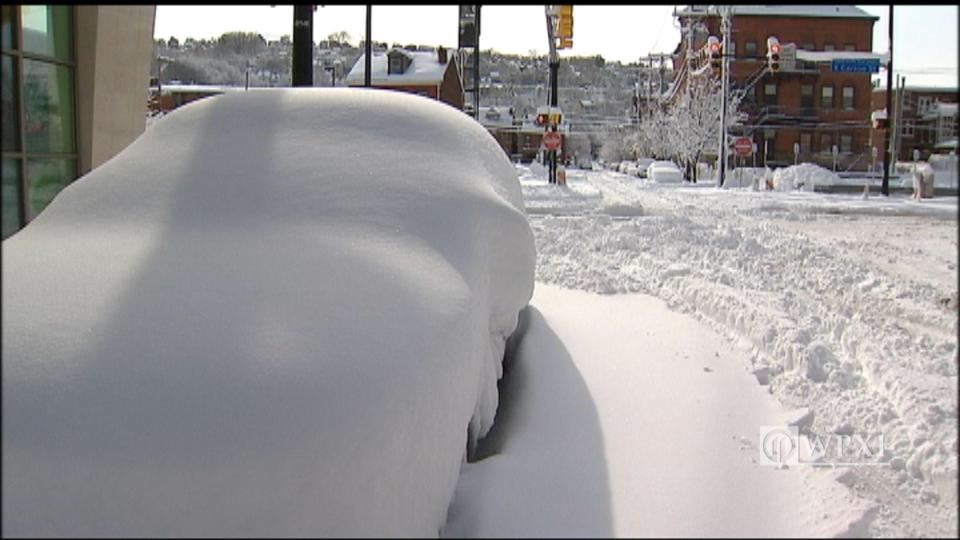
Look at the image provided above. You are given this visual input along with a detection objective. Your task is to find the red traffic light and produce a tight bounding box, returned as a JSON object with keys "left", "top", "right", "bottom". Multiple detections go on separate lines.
{"left": 770, "top": 43, "right": 781, "bottom": 55}
{"left": 710, "top": 42, "right": 721, "bottom": 53}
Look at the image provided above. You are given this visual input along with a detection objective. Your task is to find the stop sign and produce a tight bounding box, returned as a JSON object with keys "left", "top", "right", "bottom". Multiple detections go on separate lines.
{"left": 734, "top": 137, "right": 753, "bottom": 156}
{"left": 543, "top": 131, "right": 562, "bottom": 151}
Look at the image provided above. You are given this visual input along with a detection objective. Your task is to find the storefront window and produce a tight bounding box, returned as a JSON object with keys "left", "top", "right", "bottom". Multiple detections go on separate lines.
{"left": 2, "top": 54, "right": 18, "bottom": 151}
{"left": 2, "top": 158, "right": 22, "bottom": 239}
{"left": 23, "top": 59, "right": 75, "bottom": 153}
{"left": 1, "top": 5, "right": 16, "bottom": 51}
{"left": 27, "top": 157, "right": 74, "bottom": 219}
{"left": 20, "top": 5, "right": 71, "bottom": 61}
{"left": 0, "top": 6, "right": 76, "bottom": 238}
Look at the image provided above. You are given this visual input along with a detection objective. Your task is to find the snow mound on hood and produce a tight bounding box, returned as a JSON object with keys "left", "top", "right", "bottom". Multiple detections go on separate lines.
{"left": 2, "top": 88, "right": 536, "bottom": 536}
{"left": 773, "top": 163, "right": 839, "bottom": 191}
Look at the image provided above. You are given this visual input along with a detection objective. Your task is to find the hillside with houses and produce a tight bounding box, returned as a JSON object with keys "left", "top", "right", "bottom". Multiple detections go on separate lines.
{"left": 151, "top": 32, "right": 658, "bottom": 138}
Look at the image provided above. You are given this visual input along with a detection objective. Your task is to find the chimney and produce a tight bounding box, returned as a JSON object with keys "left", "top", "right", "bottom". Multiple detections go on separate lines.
{"left": 438, "top": 46, "right": 447, "bottom": 64}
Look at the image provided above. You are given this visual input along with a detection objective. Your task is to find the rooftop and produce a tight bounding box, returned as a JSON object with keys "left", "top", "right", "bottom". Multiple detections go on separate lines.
{"left": 344, "top": 48, "right": 451, "bottom": 86}
{"left": 676, "top": 5, "right": 878, "bottom": 20}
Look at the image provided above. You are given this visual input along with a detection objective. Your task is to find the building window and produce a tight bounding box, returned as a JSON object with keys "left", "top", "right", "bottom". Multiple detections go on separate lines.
{"left": 823, "top": 43, "right": 835, "bottom": 52}
{"left": 388, "top": 55, "right": 403, "bottom": 75}
{"left": 902, "top": 120, "right": 914, "bottom": 137}
{"left": 918, "top": 96, "right": 932, "bottom": 114}
{"left": 800, "top": 84, "right": 814, "bottom": 108}
{"left": 744, "top": 41, "right": 757, "bottom": 58}
{"left": 764, "top": 83, "right": 777, "bottom": 106}
{"left": 821, "top": 85, "right": 834, "bottom": 109}
{"left": 801, "top": 42, "right": 814, "bottom": 52}
{"left": 843, "top": 43, "right": 856, "bottom": 52}
{"left": 840, "top": 134, "right": 853, "bottom": 154}
{"left": 842, "top": 86, "right": 854, "bottom": 110}
{"left": 0, "top": 5, "right": 77, "bottom": 239}
{"left": 800, "top": 133, "right": 812, "bottom": 154}
{"left": 820, "top": 134, "right": 831, "bottom": 153}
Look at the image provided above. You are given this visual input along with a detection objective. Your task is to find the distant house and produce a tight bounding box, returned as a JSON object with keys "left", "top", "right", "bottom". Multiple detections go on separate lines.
{"left": 871, "top": 86, "right": 959, "bottom": 161}
{"left": 344, "top": 47, "right": 464, "bottom": 109}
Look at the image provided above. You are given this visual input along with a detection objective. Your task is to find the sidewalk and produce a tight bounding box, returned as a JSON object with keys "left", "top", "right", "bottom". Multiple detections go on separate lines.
{"left": 445, "top": 283, "right": 875, "bottom": 537}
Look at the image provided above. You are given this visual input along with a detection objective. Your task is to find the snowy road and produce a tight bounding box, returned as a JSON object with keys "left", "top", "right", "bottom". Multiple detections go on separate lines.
{"left": 448, "top": 164, "right": 958, "bottom": 538}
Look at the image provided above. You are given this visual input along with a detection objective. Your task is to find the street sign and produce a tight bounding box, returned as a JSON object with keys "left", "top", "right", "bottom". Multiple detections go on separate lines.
{"left": 734, "top": 137, "right": 753, "bottom": 156}
{"left": 543, "top": 131, "right": 562, "bottom": 151}
{"left": 831, "top": 58, "right": 880, "bottom": 73}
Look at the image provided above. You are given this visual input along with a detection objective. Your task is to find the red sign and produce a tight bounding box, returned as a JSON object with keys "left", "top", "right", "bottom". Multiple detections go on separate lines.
{"left": 543, "top": 131, "right": 562, "bottom": 151}
{"left": 734, "top": 137, "right": 753, "bottom": 156}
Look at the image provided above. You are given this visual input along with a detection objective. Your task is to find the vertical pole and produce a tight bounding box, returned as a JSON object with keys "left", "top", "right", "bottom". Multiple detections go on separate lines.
{"left": 896, "top": 75, "right": 906, "bottom": 164}
{"left": 292, "top": 5, "right": 314, "bottom": 87}
{"left": 545, "top": 7, "right": 558, "bottom": 184}
{"left": 881, "top": 5, "right": 893, "bottom": 196}
{"left": 718, "top": 7, "right": 730, "bottom": 187}
{"left": 364, "top": 5, "right": 372, "bottom": 87}
{"left": 474, "top": 5, "right": 481, "bottom": 120}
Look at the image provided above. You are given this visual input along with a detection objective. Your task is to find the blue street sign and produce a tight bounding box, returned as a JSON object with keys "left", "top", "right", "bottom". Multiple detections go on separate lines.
{"left": 831, "top": 58, "right": 880, "bottom": 73}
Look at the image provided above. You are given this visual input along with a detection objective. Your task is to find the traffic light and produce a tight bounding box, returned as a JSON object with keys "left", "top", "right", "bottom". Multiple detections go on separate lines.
{"left": 708, "top": 37, "right": 722, "bottom": 70}
{"left": 557, "top": 5, "right": 573, "bottom": 39}
{"left": 767, "top": 36, "right": 781, "bottom": 73}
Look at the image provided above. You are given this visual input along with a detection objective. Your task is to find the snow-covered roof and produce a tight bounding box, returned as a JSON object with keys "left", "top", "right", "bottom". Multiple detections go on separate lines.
{"left": 677, "top": 5, "right": 877, "bottom": 19}
{"left": 344, "top": 48, "right": 450, "bottom": 86}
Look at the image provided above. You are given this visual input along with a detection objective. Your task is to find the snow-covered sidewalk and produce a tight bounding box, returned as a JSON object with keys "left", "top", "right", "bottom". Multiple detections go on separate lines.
{"left": 445, "top": 284, "right": 875, "bottom": 537}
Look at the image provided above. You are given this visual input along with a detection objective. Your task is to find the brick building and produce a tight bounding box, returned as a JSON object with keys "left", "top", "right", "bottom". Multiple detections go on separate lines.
{"left": 674, "top": 5, "right": 879, "bottom": 170}
{"left": 870, "top": 86, "right": 959, "bottom": 164}
{"left": 344, "top": 46, "right": 464, "bottom": 110}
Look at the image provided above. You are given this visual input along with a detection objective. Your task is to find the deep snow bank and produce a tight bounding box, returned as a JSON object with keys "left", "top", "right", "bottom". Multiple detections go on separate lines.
{"left": 773, "top": 163, "right": 838, "bottom": 191}
{"left": 2, "top": 88, "right": 535, "bottom": 536}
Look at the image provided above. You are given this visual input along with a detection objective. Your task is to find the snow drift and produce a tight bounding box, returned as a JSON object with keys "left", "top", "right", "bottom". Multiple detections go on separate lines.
{"left": 2, "top": 88, "right": 536, "bottom": 536}
{"left": 772, "top": 163, "right": 838, "bottom": 192}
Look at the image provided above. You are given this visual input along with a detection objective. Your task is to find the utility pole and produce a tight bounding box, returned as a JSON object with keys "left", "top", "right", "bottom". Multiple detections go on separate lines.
{"left": 474, "top": 5, "right": 481, "bottom": 120}
{"left": 882, "top": 5, "right": 893, "bottom": 196}
{"left": 717, "top": 5, "right": 731, "bottom": 187}
{"left": 545, "top": 7, "right": 559, "bottom": 184}
{"left": 896, "top": 75, "right": 906, "bottom": 164}
{"left": 292, "top": 5, "right": 314, "bottom": 86}
{"left": 364, "top": 5, "right": 372, "bottom": 87}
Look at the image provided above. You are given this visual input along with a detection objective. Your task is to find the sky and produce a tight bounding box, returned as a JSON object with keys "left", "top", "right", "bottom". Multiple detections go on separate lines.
{"left": 154, "top": 5, "right": 958, "bottom": 87}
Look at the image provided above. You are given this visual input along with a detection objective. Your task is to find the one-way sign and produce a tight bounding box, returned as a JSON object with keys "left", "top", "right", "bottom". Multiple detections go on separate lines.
{"left": 831, "top": 58, "right": 880, "bottom": 73}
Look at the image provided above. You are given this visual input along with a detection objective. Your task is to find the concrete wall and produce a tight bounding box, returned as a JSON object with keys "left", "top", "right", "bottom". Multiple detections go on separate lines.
{"left": 76, "top": 6, "right": 156, "bottom": 176}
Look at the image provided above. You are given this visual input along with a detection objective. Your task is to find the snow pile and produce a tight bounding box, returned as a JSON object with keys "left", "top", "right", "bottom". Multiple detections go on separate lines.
{"left": 523, "top": 166, "right": 958, "bottom": 536}
{"left": 1, "top": 88, "right": 535, "bottom": 537}
{"left": 718, "top": 167, "right": 771, "bottom": 190}
{"left": 518, "top": 164, "right": 602, "bottom": 216}
{"left": 772, "top": 163, "right": 838, "bottom": 191}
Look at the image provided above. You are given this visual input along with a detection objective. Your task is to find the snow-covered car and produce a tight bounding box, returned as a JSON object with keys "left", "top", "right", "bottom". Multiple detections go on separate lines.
{"left": 647, "top": 160, "right": 684, "bottom": 183}
{"left": 1, "top": 89, "right": 536, "bottom": 536}
{"left": 635, "top": 158, "right": 655, "bottom": 178}
{"left": 617, "top": 160, "right": 631, "bottom": 173}
{"left": 624, "top": 162, "right": 640, "bottom": 176}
